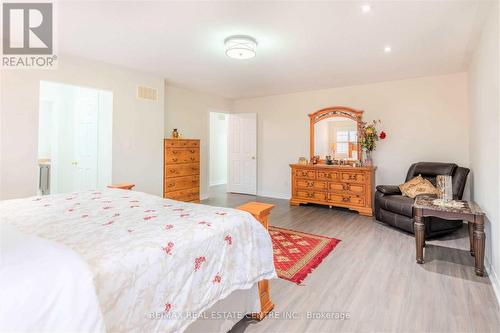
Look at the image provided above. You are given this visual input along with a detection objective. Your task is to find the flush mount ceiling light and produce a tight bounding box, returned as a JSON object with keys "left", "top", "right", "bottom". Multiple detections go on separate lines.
{"left": 384, "top": 45, "right": 392, "bottom": 53}
{"left": 361, "top": 4, "right": 371, "bottom": 13}
{"left": 224, "top": 35, "right": 258, "bottom": 60}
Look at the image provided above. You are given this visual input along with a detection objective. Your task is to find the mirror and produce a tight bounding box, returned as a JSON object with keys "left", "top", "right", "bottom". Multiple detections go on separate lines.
{"left": 314, "top": 118, "right": 358, "bottom": 159}
{"left": 309, "top": 107, "right": 363, "bottom": 162}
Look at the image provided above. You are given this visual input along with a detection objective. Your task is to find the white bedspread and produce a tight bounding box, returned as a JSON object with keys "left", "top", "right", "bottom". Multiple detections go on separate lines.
{"left": 0, "top": 224, "right": 105, "bottom": 333}
{"left": 0, "top": 190, "right": 276, "bottom": 333}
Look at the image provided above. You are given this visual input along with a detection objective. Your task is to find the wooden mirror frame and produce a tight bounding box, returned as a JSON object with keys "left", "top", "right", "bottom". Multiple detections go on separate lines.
{"left": 309, "top": 106, "right": 364, "bottom": 161}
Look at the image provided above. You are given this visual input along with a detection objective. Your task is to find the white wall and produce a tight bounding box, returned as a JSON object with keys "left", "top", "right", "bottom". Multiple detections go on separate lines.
{"left": 209, "top": 112, "right": 228, "bottom": 186}
{"left": 0, "top": 56, "right": 165, "bottom": 199}
{"left": 164, "top": 84, "right": 232, "bottom": 199}
{"left": 468, "top": 3, "right": 499, "bottom": 300}
{"left": 233, "top": 73, "right": 470, "bottom": 199}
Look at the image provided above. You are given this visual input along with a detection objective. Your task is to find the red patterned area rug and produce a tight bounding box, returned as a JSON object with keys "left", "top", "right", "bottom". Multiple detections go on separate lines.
{"left": 269, "top": 226, "right": 341, "bottom": 284}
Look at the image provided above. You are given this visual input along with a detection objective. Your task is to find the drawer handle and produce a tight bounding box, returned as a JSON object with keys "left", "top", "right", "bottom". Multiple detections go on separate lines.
{"left": 172, "top": 158, "right": 178, "bottom": 162}
{"left": 307, "top": 192, "right": 315, "bottom": 198}
{"left": 170, "top": 169, "right": 177, "bottom": 173}
{"left": 348, "top": 174, "right": 357, "bottom": 180}
{"left": 307, "top": 181, "right": 314, "bottom": 187}
{"left": 167, "top": 183, "right": 175, "bottom": 187}
{"left": 342, "top": 197, "right": 350, "bottom": 202}
{"left": 190, "top": 157, "right": 195, "bottom": 161}
{"left": 190, "top": 149, "right": 195, "bottom": 153}
{"left": 173, "top": 151, "right": 179, "bottom": 155}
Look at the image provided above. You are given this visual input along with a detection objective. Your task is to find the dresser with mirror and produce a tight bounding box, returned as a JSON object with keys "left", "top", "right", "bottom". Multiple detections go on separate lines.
{"left": 290, "top": 106, "right": 375, "bottom": 216}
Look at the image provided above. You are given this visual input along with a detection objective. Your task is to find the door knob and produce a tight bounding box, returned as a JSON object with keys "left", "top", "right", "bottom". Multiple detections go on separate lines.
{"left": 251, "top": 156, "right": 256, "bottom": 160}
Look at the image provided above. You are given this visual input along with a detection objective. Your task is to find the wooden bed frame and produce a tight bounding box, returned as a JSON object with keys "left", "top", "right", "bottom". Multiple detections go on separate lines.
{"left": 237, "top": 201, "right": 275, "bottom": 320}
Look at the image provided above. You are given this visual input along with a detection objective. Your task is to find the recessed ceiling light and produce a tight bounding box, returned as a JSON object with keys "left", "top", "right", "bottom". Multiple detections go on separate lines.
{"left": 361, "top": 4, "right": 371, "bottom": 13}
{"left": 384, "top": 46, "right": 392, "bottom": 53}
{"left": 224, "top": 35, "right": 258, "bottom": 60}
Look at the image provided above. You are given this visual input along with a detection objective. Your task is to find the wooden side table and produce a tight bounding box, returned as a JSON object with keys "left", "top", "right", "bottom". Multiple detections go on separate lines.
{"left": 237, "top": 201, "right": 275, "bottom": 320}
{"left": 413, "top": 196, "right": 485, "bottom": 276}
{"left": 107, "top": 183, "right": 135, "bottom": 190}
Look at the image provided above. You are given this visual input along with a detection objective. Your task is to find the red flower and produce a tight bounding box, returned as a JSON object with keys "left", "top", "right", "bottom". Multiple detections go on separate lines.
{"left": 194, "top": 256, "right": 206, "bottom": 271}
{"left": 164, "top": 224, "right": 174, "bottom": 230}
{"left": 213, "top": 274, "right": 222, "bottom": 284}
{"left": 198, "top": 221, "right": 212, "bottom": 227}
{"left": 224, "top": 235, "right": 232, "bottom": 245}
{"left": 379, "top": 131, "right": 387, "bottom": 139}
{"left": 143, "top": 215, "right": 157, "bottom": 221}
{"left": 163, "top": 242, "right": 174, "bottom": 255}
{"left": 164, "top": 303, "right": 172, "bottom": 313}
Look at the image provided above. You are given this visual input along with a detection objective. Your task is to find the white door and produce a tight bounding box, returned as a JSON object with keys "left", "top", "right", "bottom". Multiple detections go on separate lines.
{"left": 227, "top": 113, "right": 257, "bottom": 195}
{"left": 72, "top": 87, "right": 99, "bottom": 191}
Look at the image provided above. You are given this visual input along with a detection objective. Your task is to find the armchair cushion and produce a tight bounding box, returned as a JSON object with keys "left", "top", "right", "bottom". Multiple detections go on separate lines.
{"left": 377, "top": 195, "right": 414, "bottom": 218}
{"left": 399, "top": 175, "right": 440, "bottom": 199}
{"left": 376, "top": 185, "right": 402, "bottom": 195}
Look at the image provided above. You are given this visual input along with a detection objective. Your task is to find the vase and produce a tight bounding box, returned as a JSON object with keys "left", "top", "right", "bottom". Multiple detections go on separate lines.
{"left": 363, "top": 150, "right": 373, "bottom": 166}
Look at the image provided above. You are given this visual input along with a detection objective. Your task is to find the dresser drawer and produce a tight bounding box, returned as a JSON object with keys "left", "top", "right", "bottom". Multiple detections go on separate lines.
{"left": 165, "top": 163, "right": 199, "bottom": 177}
{"left": 328, "top": 182, "right": 345, "bottom": 192}
{"left": 295, "top": 169, "right": 316, "bottom": 179}
{"left": 164, "top": 175, "right": 199, "bottom": 192}
{"left": 317, "top": 171, "right": 338, "bottom": 181}
{"left": 296, "top": 179, "right": 327, "bottom": 191}
{"left": 345, "top": 183, "right": 365, "bottom": 194}
{"left": 329, "top": 182, "right": 365, "bottom": 194}
{"left": 340, "top": 172, "right": 366, "bottom": 183}
{"left": 296, "top": 190, "right": 327, "bottom": 201}
{"left": 164, "top": 148, "right": 199, "bottom": 164}
{"left": 328, "top": 193, "right": 365, "bottom": 206}
{"left": 164, "top": 187, "right": 199, "bottom": 202}
{"left": 164, "top": 140, "right": 200, "bottom": 148}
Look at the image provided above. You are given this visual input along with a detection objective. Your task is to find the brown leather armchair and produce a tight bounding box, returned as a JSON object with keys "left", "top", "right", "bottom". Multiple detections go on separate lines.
{"left": 374, "top": 162, "right": 469, "bottom": 237}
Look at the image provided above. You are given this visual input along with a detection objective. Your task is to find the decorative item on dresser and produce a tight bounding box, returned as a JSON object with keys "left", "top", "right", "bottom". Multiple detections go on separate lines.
{"left": 290, "top": 106, "right": 376, "bottom": 216}
{"left": 163, "top": 139, "right": 200, "bottom": 202}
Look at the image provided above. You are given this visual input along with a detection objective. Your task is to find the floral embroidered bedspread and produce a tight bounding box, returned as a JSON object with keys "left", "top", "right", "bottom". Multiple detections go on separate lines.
{"left": 0, "top": 189, "right": 277, "bottom": 333}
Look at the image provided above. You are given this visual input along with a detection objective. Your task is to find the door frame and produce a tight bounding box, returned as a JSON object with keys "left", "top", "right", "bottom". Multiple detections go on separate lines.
{"left": 207, "top": 108, "right": 231, "bottom": 195}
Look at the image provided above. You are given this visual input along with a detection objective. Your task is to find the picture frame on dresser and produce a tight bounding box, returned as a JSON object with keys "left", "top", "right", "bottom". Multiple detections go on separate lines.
{"left": 289, "top": 106, "right": 376, "bottom": 216}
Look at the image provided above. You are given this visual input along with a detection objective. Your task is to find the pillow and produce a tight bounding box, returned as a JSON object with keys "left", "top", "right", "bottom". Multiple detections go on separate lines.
{"left": 399, "top": 175, "right": 440, "bottom": 199}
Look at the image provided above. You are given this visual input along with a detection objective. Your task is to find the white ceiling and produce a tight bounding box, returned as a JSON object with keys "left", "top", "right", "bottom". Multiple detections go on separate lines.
{"left": 57, "top": 1, "right": 490, "bottom": 99}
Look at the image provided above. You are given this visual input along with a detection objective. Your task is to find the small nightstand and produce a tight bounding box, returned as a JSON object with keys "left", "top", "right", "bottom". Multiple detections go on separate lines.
{"left": 107, "top": 183, "right": 135, "bottom": 190}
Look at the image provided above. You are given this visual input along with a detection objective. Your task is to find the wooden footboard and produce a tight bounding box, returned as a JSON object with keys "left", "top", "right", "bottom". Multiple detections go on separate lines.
{"left": 237, "top": 202, "right": 275, "bottom": 320}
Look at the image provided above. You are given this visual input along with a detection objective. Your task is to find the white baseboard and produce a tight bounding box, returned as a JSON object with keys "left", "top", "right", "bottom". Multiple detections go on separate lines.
{"left": 486, "top": 258, "right": 500, "bottom": 306}
{"left": 256, "top": 190, "right": 290, "bottom": 200}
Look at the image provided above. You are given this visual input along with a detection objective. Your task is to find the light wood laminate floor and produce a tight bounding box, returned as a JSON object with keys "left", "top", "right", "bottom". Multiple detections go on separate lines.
{"left": 202, "top": 186, "right": 500, "bottom": 333}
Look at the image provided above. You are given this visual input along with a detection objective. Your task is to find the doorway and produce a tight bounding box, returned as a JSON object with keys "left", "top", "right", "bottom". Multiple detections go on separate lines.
{"left": 38, "top": 81, "right": 113, "bottom": 195}
{"left": 209, "top": 111, "right": 229, "bottom": 196}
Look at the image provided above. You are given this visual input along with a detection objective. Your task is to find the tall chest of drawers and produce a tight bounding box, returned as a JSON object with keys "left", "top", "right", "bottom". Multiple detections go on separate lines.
{"left": 290, "top": 164, "right": 375, "bottom": 216}
{"left": 164, "top": 139, "right": 200, "bottom": 202}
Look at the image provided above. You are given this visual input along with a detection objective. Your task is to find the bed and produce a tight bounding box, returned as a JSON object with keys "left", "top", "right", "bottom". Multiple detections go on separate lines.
{"left": 0, "top": 189, "right": 277, "bottom": 332}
